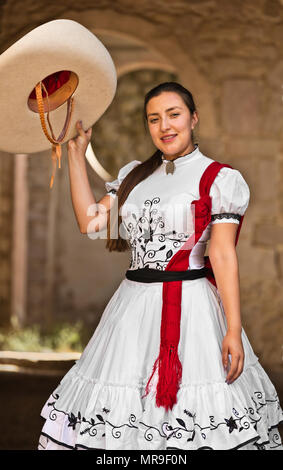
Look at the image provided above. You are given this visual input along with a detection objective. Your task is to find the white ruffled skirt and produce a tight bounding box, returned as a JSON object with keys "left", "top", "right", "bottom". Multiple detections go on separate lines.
{"left": 38, "top": 277, "right": 283, "bottom": 450}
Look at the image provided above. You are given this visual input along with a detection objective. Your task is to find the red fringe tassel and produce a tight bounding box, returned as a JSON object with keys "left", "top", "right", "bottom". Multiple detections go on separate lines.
{"left": 142, "top": 343, "right": 182, "bottom": 411}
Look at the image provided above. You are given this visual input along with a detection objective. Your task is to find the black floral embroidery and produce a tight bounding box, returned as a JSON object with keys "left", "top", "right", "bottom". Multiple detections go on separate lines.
{"left": 184, "top": 409, "right": 196, "bottom": 418}
{"left": 124, "top": 197, "right": 191, "bottom": 270}
{"left": 43, "top": 390, "right": 283, "bottom": 449}
{"left": 80, "top": 414, "right": 107, "bottom": 437}
{"left": 68, "top": 412, "right": 79, "bottom": 430}
{"left": 269, "top": 428, "right": 283, "bottom": 449}
{"left": 254, "top": 441, "right": 266, "bottom": 450}
{"left": 211, "top": 212, "right": 241, "bottom": 222}
{"left": 243, "top": 391, "right": 281, "bottom": 430}
{"left": 224, "top": 416, "right": 238, "bottom": 433}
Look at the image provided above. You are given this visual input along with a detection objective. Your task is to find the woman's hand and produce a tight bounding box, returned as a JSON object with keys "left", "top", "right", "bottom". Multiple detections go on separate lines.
{"left": 222, "top": 330, "right": 245, "bottom": 384}
{"left": 67, "top": 120, "right": 92, "bottom": 156}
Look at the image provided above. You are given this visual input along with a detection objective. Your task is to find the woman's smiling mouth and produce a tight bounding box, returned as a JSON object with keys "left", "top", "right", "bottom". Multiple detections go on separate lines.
{"left": 161, "top": 134, "right": 177, "bottom": 143}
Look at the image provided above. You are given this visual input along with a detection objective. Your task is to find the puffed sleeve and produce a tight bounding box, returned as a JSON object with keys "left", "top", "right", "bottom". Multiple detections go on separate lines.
{"left": 209, "top": 167, "right": 250, "bottom": 224}
{"left": 105, "top": 160, "right": 142, "bottom": 198}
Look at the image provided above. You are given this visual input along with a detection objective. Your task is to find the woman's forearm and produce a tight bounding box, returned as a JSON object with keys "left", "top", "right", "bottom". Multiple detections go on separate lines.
{"left": 67, "top": 150, "right": 98, "bottom": 232}
{"left": 209, "top": 250, "right": 242, "bottom": 334}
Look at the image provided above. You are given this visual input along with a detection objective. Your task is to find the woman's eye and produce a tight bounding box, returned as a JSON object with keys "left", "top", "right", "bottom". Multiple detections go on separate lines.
{"left": 150, "top": 113, "right": 179, "bottom": 123}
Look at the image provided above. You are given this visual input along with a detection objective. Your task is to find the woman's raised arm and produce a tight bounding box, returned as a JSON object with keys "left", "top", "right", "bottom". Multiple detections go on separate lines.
{"left": 67, "top": 120, "right": 114, "bottom": 234}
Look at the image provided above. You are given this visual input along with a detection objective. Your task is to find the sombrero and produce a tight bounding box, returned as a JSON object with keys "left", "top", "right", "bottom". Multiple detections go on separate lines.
{"left": 0, "top": 19, "right": 117, "bottom": 187}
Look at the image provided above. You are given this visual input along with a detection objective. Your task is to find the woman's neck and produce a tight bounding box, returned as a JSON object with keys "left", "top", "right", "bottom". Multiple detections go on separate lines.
{"left": 162, "top": 143, "right": 196, "bottom": 161}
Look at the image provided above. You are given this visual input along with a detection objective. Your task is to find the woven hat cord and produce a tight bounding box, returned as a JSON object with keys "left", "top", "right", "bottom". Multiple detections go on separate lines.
{"left": 35, "top": 80, "right": 74, "bottom": 188}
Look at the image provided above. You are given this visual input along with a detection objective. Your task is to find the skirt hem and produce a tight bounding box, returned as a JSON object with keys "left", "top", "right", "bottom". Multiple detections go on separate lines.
{"left": 38, "top": 427, "right": 283, "bottom": 450}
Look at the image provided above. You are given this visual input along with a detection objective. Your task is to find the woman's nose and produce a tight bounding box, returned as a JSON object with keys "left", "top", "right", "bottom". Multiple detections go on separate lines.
{"left": 160, "top": 117, "right": 170, "bottom": 131}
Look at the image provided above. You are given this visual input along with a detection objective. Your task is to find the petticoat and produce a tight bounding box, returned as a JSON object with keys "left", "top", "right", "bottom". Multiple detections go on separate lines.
{"left": 38, "top": 276, "right": 283, "bottom": 450}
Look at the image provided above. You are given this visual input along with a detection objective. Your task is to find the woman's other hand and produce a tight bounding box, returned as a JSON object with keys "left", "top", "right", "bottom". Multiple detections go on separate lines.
{"left": 222, "top": 330, "right": 245, "bottom": 384}
{"left": 68, "top": 120, "right": 92, "bottom": 156}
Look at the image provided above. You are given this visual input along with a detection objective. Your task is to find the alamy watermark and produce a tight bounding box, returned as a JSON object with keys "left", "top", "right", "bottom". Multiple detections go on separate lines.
{"left": 85, "top": 194, "right": 197, "bottom": 250}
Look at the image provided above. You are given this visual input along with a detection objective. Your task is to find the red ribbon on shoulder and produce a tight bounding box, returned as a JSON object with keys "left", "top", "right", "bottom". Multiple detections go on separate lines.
{"left": 142, "top": 161, "right": 245, "bottom": 411}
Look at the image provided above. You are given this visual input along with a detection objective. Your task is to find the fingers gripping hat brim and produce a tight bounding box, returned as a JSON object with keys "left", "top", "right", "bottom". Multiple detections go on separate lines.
{"left": 0, "top": 19, "right": 117, "bottom": 154}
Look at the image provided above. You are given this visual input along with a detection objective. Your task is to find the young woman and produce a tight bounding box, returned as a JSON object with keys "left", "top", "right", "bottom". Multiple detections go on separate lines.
{"left": 38, "top": 82, "right": 283, "bottom": 450}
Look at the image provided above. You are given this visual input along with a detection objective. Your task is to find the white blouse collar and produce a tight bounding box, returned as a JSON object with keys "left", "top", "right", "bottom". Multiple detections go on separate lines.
{"left": 161, "top": 144, "right": 200, "bottom": 166}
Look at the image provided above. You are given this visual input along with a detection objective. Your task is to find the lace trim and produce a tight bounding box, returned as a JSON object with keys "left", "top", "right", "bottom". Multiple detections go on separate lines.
{"left": 211, "top": 213, "right": 241, "bottom": 222}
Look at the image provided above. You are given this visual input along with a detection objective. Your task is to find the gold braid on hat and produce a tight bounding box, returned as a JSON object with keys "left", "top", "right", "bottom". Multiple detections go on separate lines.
{"left": 35, "top": 80, "right": 74, "bottom": 188}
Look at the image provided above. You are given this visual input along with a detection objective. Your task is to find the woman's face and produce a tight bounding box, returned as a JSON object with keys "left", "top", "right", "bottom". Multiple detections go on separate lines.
{"left": 146, "top": 91, "right": 198, "bottom": 159}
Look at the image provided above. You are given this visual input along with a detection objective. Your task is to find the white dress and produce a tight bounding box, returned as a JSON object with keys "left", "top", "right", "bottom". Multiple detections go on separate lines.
{"left": 38, "top": 145, "right": 283, "bottom": 450}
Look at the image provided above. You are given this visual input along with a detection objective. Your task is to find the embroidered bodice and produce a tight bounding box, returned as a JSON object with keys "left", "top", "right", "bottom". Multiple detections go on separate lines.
{"left": 105, "top": 146, "right": 250, "bottom": 271}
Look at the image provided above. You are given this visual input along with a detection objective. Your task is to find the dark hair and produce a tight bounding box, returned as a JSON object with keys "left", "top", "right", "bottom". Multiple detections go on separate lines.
{"left": 105, "top": 81, "right": 198, "bottom": 252}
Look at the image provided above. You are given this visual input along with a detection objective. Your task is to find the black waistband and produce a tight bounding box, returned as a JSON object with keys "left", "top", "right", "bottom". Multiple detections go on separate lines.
{"left": 125, "top": 267, "right": 209, "bottom": 283}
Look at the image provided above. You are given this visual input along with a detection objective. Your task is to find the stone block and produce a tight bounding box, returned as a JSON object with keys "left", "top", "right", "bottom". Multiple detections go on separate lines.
{"left": 253, "top": 224, "right": 283, "bottom": 246}
{"left": 253, "top": 159, "right": 279, "bottom": 202}
{"left": 226, "top": 139, "right": 280, "bottom": 160}
{"left": 211, "top": 58, "right": 266, "bottom": 80}
{"left": 239, "top": 241, "right": 277, "bottom": 280}
{"left": 221, "top": 80, "right": 261, "bottom": 135}
{"left": 277, "top": 249, "right": 283, "bottom": 278}
{"left": 198, "top": 138, "right": 226, "bottom": 161}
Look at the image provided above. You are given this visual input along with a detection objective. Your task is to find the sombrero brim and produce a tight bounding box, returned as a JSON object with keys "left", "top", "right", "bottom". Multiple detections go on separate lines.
{"left": 0, "top": 19, "right": 117, "bottom": 154}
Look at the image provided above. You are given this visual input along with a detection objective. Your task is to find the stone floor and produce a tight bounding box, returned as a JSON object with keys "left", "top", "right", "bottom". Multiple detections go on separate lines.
{"left": 0, "top": 354, "right": 282, "bottom": 450}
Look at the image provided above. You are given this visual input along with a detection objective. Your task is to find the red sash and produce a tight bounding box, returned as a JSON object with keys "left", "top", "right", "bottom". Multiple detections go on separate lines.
{"left": 142, "top": 161, "right": 245, "bottom": 411}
